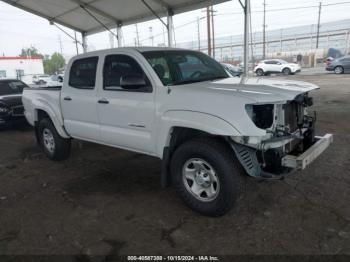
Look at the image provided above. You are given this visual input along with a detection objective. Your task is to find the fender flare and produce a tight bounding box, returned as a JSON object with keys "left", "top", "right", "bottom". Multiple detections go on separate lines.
{"left": 32, "top": 100, "right": 70, "bottom": 139}
{"left": 156, "top": 110, "right": 241, "bottom": 157}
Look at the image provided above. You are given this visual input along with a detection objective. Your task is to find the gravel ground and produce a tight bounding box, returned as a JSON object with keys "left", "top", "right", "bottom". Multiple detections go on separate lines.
{"left": 0, "top": 73, "right": 349, "bottom": 258}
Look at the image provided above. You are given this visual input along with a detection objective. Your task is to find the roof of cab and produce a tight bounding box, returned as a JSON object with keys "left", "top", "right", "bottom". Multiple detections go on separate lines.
{"left": 72, "top": 46, "right": 194, "bottom": 58}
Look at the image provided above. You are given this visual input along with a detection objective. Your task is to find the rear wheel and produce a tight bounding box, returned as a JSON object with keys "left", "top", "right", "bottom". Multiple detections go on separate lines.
{"left": 170, "top": 138, "right": 245, "bottom": 216}
{"left": 334, "top": 66, "right": 344, "bottom": 74}
{"left": 256, "top": 69, "right": 264, "bottom": 76}
{"left": 282, "top": 67, "right": 291, "bottom": 75}
{"left": 38, "top": 118, "right": 71, "bottom": 161}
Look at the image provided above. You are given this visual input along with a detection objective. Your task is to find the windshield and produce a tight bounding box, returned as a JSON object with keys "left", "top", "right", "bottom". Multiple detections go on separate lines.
{"left": 0, "top": 81, "right": 27, "bottom": 95}
{"left": 142, "top": 50, "right": 229, "bottom": 86}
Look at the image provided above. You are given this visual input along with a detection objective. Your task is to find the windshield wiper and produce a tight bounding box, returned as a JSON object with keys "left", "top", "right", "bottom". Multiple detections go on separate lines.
{"left": 172, "top": 79, "right": 205, "bottom": 85}
{"left": 172, "top": 76, "right": 228, "bottom": 86}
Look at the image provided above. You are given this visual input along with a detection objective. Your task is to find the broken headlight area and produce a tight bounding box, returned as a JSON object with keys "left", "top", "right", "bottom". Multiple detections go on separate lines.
{"left": 245, "top": 104, "right": 274, "bottom": 130}
{"left": 234, "top": 93, "right": 319, "bottom": 178}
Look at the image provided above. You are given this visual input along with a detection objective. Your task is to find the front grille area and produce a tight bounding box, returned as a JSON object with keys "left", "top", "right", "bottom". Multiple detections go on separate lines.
{"left": 11, "top": 105, "right": 24, "bottom": 116}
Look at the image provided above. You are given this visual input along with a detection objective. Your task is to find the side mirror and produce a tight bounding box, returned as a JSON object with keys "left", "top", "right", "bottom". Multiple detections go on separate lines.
{"left": 120, "top": 74, "right": 147, "bottom": 90}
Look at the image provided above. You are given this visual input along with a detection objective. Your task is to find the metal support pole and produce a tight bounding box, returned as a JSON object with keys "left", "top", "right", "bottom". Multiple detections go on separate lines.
{"left": 280, "top": 29, "right": 283, "bottom": 53}
{"left": 197, "top": 17, "right": 201, "bottom": 51}
{"left": 117, "top": 24, "right": 122, "bottom": 47}
{"left": 82, "top": 32, "right": 87, "bottom": 53}
{"left": 262, "top": 0, "right": 266, "bottom": 59}
{"left": 207, "top": 7, "right": 212, "bottom": 57}
{"left": 243, "top": 0, "right": 250, "bottom": 77}
{"left": 167, "top": 10, "right": 174, "bottom": 47}
{"left": 316, "top": 2, "right": 322, "bottom": 49}
{"left": 211, "top": 6, "right": 216, "bottom": 59}
{"left": 345, "top": 30, "right": 350, "bottom": 54}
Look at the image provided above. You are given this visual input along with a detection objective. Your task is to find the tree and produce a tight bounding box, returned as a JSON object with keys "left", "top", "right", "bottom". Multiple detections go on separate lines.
{"left": 43, "top": 53, "right": 65, "bottom": 75}
{"left": 19, "top": 46, "right": 43, "bottom": 58}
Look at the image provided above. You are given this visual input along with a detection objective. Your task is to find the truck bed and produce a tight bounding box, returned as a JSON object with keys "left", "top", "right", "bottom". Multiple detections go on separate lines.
{"left": 22, "top": 87, "right": 63, "bottom": 127}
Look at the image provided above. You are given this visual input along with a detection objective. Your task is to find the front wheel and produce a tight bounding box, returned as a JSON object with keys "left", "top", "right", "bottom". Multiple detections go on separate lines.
{"left": 38, "top": 118, "right": 71, "bottom": 161}
{"left": 282, "top": 67, "right": 292, "bottom": 75}
{"left": 256, "top": 69, "right": 264, "bottom": 76}
{"left": 170, "top": 138, "right": 245, "bottom": 216}
{"left": 334, "top": 66, "right": 344, "bottom": 74}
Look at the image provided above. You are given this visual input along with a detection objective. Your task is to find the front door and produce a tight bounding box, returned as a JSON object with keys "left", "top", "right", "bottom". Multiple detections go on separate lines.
{"left": 97, "top": 54, "right": 155, "bottom": 154}
{"left": 61, "top": 56, "right": 100, "bottom": 141}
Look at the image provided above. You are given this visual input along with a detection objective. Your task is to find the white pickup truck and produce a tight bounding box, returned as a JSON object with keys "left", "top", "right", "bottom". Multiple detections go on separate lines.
{"left": 22, "top": 47, "right": 333, "bottom": 216}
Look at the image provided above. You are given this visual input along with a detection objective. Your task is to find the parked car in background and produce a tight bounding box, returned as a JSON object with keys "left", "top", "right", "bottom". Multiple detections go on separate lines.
{"left": 33, "top": 74, "right": 63, "bottom": 87}
{"left": 325, "top": 55, "right": 350, "bottom": 74}
{"left": 254, "top": 59, "right": 301, "bottom": 76}
{"left": 0, "top": 79, "right": 27, "bottom": 128}
{"left": 221, "top": 63, "right": 242, "bottom": 77}
{"left": 51, "top": 74, "right": 64, "bottom": 83}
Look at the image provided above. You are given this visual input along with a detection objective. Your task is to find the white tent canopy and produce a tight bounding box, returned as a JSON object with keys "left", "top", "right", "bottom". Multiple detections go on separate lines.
{"left": 1, "top": 0, "right": 228, "bottom": 35}
{"left": 1, "top": 0, "right": 250, "bottom": 75}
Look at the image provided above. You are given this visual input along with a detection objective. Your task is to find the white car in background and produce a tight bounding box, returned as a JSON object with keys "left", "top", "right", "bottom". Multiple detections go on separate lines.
{"left": 32, "top": 74, "right": 63, "bottom": 87}
{"left": 254, "top": 59, "right": 301, "bottom": 76}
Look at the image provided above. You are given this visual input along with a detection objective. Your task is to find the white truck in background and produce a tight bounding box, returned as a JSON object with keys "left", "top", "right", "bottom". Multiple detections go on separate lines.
{"left": 22, "top": 47, "right": 333, "bottom": 216}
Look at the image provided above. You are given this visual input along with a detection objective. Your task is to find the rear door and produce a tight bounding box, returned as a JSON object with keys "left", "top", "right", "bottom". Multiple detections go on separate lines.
{"left": 61, "top": 56, "right": 100, "bottom": 141}
{"left": 97, "top": 53, "right": 156, "bottom": 154}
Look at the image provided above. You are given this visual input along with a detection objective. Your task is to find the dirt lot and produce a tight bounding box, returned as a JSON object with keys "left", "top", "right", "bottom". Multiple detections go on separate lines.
{"left": 0, "top": 72, "right": 349, "bottom": 258}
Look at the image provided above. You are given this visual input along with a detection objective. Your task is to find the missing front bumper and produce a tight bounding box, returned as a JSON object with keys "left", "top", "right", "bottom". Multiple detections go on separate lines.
{"left": 281, "top": 134, "right": 333, "bottom": 170}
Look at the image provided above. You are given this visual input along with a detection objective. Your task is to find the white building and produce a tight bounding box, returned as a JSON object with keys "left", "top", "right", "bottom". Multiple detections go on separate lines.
{"left": 0, "top": 56, "right": 44, "bottom": 84}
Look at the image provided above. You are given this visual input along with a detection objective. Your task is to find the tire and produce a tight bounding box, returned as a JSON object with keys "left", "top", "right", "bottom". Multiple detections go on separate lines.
{"left": 334, "top": 66, "right": 344, "bottom": 74}
{"left": 282, "top": 67, "right": 291, "bottom": 75}
{"left": 256, "top": 69, "right": 264, "bottom": 76}
{"left": 170, "top": 138, "right": 245, "bottom": 216}
{"left": 38, "top": 118, "right": 71, "bottom": 161}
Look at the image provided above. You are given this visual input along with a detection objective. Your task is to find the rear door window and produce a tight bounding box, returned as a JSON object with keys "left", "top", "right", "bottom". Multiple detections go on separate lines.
{"left": 69, "top": 57, "right": 98, "bottom": 89}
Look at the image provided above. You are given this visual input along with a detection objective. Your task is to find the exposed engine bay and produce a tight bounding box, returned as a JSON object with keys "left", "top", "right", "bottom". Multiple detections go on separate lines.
{"left": 230, "top": 92, "right": 323, "bottom": 179}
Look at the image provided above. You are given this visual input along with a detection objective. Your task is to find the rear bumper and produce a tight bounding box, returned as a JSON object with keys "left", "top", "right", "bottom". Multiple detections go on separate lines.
{"left": 281, "top": 134, "right": 333, "bottom": 170}
{"left": 325, "top": 67, "right": 334, "bottom": 71}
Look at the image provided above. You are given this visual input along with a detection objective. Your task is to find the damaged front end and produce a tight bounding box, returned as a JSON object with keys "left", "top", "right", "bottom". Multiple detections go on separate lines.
{"left": 230, "top": 93, "right": 333, "bottom": 179}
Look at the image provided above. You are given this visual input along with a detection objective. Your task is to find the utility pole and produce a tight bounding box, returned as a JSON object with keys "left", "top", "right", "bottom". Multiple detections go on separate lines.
{"left": 211, "top": 6, "right": 216, "bottom": 59}
{"left": 74, "top": 31, "right": 79, "bottom": 54}
{"left": 135, "top": 24, "right": 140, "bottom": 46}
{"left": 197, "top": 17, "right": 201, "bottom": 51}
{"left": 206, "top": 7, "right": 212, "bottom": 57}
{"left": 316, "top": 2, "right": 322, "bottom": 49}
{"left": 262, "top": 0, "right": 266, "bottom": 59}
{"left": 58, "top": 35, "right": 63, "bottom": 55}
{"left": 149, "top": 26, "right": 154, "bottom": 46}
{"left": 109, "top": 31, "right": 115, "bottom": 48}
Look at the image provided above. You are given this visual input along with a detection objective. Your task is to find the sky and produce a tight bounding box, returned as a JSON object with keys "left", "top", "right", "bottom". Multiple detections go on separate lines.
{"left": 0, "top": 0, "right": 350, "bottom": 58}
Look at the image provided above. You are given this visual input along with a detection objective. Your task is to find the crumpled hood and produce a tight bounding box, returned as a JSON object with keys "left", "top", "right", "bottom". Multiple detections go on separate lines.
{"left": 162, "top": 77, "right": 319, "bottom": 137}
{"left": 178, "top": 77, "right": 319, "bottom": 104}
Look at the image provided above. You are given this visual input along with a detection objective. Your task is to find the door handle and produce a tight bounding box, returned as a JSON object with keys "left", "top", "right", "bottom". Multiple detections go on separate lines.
{"left": 64, "top": 96, "right": 72, "bottom": 101}
{"left": 98, "top": 98, "right": 109, "bottom": 104}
